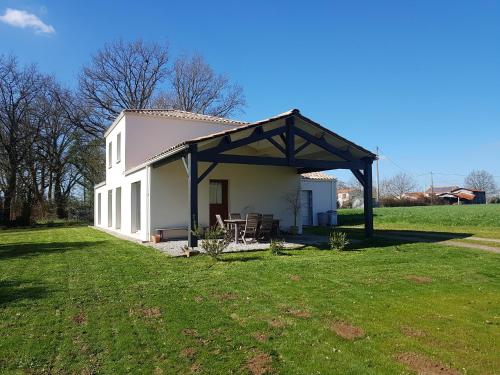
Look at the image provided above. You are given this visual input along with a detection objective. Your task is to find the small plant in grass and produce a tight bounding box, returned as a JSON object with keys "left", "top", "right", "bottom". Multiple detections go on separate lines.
{"left": 269, "top": 239, "right": 286, "bottom": 255}
{"left": 193, "top": 225, "right": 231, "bottom": 260}
{"left": 329, "top": 230, "right": 349, "bottom": 251}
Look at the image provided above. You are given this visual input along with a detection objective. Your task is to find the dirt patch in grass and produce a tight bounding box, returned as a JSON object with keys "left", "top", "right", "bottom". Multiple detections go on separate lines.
{"left": 267, "top": 318, "right": 285, "bottom": 328}
{"left": 396, "top": 352, "right": 460, "bottom": 375}
{"left": 194, "top": 296, "right": 204, "bottom": 303}
{"left": 129, "top": 306, "right": 162, "bottom": 318}
{"left": 252, "top": 331, "right": 269, "bottom": 342}
{"left": 214, "top": 291, "right": 237, "bottom": 302}
{"left": 285, "top": 308, "right": 311, "bottom": 319}
{"left": 290, "top": 275, "right": 301, "bottom": 281}
{"left": 180, "top": 347, "right": 197, "bottom": 359}
{"left": 182, "top": 328, "right": 199, "bottom": 337}
{"left": 331, "top": 321, "right": 364, "bottom": 340}
{"left": 72, "top": 311, "right": 87, "bottom": 325}
{"left": 405, "top": 275, "right": 433, "bottom": 284}
{"left": 246, "top": 351, "right": 273, "bottom": 375}
{"left": 190, "top": 363, "right": 202, "bottom": 373}
{"left": 401, "top": 326, "right": 426, "bottom": 337}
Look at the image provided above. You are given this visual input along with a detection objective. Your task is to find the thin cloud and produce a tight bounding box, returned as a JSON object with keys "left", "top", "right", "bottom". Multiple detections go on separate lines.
{"left": 0, "top": 8, "right": 55, "bottom": 34}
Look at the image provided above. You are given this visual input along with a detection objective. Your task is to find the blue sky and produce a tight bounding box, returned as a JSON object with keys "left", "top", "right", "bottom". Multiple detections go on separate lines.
{"left": 1, "top": 0, "right": 499, "bottom": 189}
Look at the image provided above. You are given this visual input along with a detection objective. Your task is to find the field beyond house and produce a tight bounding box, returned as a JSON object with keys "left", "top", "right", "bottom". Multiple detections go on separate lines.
{"left": 1, "top": 205, "right": 499, "bottom": 374}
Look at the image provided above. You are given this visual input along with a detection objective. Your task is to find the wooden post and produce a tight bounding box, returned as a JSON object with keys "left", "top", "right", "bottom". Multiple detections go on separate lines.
{"left": 363, "top": 158, "right": 374, "bottom": 238}
{"left": 187, "top": 145, "right": 198, "bottom": 247}
{"left": 286, "top": 116, "right": 295, "bottom": 166}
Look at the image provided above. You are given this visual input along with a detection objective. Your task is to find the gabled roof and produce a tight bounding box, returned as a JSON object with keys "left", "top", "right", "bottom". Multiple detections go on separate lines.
{"left": 301, "top": 172, "right": 335, "bottom": 181}
{"left": 142, "top": 109, "right": 376, "bottom": 168}
{"left": 104, "top": 109, "right": 248, "bottom": 137}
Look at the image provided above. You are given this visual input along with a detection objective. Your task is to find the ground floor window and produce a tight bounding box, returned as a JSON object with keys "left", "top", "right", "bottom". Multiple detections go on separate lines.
{"left": 115, "top": 187, "right": 121, "bottom": 229}
{"left": 97, "top": 193, "right": 101, "bottom": 225}
{"left": 131, "top": 181, "right": 141, "bottom": 233}
{"left": 301, "top": 190, "right": 313, "bottom": 226}
{"left": 107, "top": 190, "right": 113, "bottom": 227}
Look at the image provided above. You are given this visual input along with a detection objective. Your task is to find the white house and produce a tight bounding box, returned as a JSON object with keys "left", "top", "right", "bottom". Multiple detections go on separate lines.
{"left": 94, "top": 109, "right": 375, "bottom": 246}
{"left": 300, "top": 172, "right": 337, "bottom": 226}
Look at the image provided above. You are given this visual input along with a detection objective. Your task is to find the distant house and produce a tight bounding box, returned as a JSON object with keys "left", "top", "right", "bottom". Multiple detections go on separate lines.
{"left": 424, "top": 186, "right": 459, "bottom": 196}
{"left": 437, "top": 188, "right": 486, "bottom": 205}
{"left": 337, "top": 188, "right": 363, "bottom": 208}
{"left": 403, "top": 192, "right": 426, "bottom": 201}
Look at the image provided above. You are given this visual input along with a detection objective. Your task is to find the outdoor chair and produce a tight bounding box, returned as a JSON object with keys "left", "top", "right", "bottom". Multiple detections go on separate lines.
{"left": 258, "top": 214, "right": 274, "bottom": 241}
{"left": 229, "top": 213, "right": 241, "bottom": 219}
{"left": 215, "top": 214, "right": 227, "bottom": 231}
{"left": 241, "top": 213, "right": 260, "bottom": 244}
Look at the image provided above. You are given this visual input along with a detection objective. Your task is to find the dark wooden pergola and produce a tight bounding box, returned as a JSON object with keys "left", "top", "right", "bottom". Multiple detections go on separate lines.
{"left": 151, "top": 109, "right": 376, "bottom": 247}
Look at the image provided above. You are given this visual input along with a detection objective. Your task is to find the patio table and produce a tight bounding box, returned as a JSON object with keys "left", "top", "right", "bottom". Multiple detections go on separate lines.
{"left": 224, "top": 219, "right": 246, "bottom": 244}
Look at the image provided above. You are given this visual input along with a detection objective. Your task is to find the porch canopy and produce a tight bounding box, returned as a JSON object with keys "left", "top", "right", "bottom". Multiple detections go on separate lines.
{"left": 147, "top": 109, "right": 377, "bottom": 247}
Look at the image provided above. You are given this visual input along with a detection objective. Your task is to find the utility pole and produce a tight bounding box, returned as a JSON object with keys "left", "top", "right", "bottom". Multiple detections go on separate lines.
{"left": 430, "top": 171, "right": 434, "bottom": 205}
{"left": 376, "top": 146, "right": 380, "bottom": 204}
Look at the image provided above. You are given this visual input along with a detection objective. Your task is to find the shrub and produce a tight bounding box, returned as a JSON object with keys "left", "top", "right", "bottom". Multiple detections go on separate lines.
{"left": 269, "top": 239, "right": 286, "bottom": 255}
{"left": 194, "top": 226, "right": 231, "bottom": 260}
{"left": 329, "top": 230, "right": 349, "bottom": 251}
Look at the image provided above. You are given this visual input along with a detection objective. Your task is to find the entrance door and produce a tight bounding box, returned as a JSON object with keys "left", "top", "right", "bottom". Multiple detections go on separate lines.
{"left": 301, "top": 190, "right": 313, "bottom": 226}
{"left": 209, "top": 180, "right": 228, "bottom": 227}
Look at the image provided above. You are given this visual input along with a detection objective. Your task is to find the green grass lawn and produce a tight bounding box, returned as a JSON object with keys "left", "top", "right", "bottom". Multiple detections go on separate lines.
{"left": 337, "top": 204, "right": 500, "bottom": 239}
{"left": 1, "top": 226, "right": 499, "bottom": 374}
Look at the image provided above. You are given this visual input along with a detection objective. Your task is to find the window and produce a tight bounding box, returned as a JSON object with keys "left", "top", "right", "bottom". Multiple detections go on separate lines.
{"left": 97, "top": 193, "right": 101, "bottom": 225}
{"left": 108, "top": 142, "right": 113, "bottom": 168}
{"left": 115, "top": 187, "right": 121, "bottom": 229}
{"left": 131, "top": 181, "right": 141, "bottom": 233}
{"left": 107, "top": 190, "right": 112, "bottom": 227}
{"left": 209, "top": 181, "right": 223, "bottom": 204}
{"left": 116, "top": 133, "right": 121, "bottom": 163}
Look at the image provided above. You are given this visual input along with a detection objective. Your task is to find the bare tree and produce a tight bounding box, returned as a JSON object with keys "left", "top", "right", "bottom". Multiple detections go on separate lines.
{"left": 79, "top": 39, "right": 169, "bottom": 126}
{"left": 380, "top": 172, "right": 417, "bottom": 199}
{"left": 0, "top": 56, "right": 48, "bottom": 223}
{"left": 156, "top": 54, "right": 245, "bottom": 117}
{"left": 465, "top": 170, "right": 497, "bottom": 195}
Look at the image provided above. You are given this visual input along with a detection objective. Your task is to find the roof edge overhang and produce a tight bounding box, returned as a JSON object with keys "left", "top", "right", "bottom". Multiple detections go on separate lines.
{"left": 128, "top": 109, "right": 376, "bottom": 172}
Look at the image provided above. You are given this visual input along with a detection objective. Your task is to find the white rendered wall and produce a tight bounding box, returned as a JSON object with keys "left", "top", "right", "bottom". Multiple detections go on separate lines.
{"left": 150, "top": 161, "right": 301, "bottom": 234}
{"left": 300, "top": 179, "right": 337, "bottom": 226}
{"left": 94, "top": 167, "right": 149, "bottom": 241}
{"left": 125, "top": 114, "right": 241, "bottom": 169}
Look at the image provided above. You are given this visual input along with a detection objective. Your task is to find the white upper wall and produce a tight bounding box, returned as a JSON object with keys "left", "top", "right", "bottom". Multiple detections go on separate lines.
{"left": 121, "top": 113, "right": 241, "bottom": 170}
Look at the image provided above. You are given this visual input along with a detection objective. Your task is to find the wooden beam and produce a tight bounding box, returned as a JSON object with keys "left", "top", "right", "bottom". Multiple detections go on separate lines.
{"left": 295, "top": 140, "right": 311, "bottom": 155}
{"left": 199, "top": 125, "right": 287, "bottom": 157}
{"left": 363, "top": 159, "right": 374, "bottom": 238}
{"left": 351, "top": 169, "right": 366, "bottom": 188}
{"left": 198, "top": 162, "right": 218, "bottom": 183}
{"left": 294, "top": 127, "right": 355, "bottom": 161}
{"left": 286, "top": 117, "right": 295, "bottom": 165}
{"left": 198, "top": 153, "right": 364, "bottom": 169}
{"left": 187, "top": 145, "right": 198, "bottom": 247}
{"left": 267, "top": 137, "right": 286, "bottom": 155}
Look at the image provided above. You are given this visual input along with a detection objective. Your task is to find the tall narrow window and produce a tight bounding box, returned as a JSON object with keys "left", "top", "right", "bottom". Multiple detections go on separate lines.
{"left": 115, "top": 187, "right": 121, "bottom": 229}
{"left": 131, "top": 181, "right": 141, "bottom": 233}
{"left": 116, "top": 133, "right": 121, "bottom": 163}
{"left": 108, "top": 190, "right": 113, "bottom": 227}
{"left": 97, "top": 193, "right": 101, "bottom": 225}
{"left": 108, "top": 142, "right": 113, "bottom": 168}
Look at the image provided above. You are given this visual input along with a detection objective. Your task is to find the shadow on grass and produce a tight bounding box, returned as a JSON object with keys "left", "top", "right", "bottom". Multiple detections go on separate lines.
{"left": 0, "top": 279, "right": 50, "bottom": 306}
{"left": 0, "top": 241, "right": 107, "bottom": 260}
{"left": 304, "top": 226, "right": 473, "bottom": 250}
{"left": 219, "top": 255, "right": 263, "bottom": 263}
